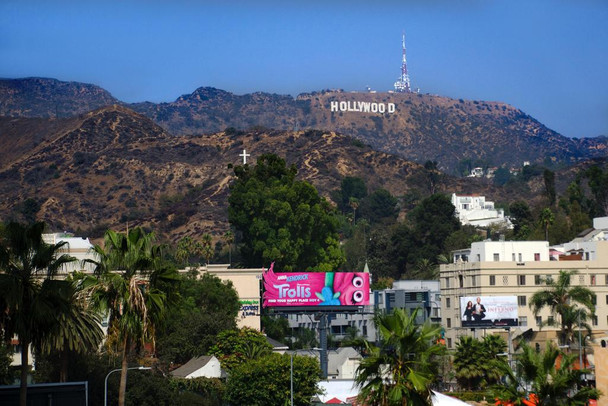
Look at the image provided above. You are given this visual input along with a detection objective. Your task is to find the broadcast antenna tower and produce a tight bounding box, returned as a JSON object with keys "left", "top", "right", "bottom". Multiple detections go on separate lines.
{"left": 393, "top": 32, "right": 412, "bottom": 93}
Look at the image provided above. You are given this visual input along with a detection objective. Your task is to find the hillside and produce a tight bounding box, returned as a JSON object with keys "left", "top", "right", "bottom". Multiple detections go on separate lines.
{"left": 0, "top": 105, "right": 518, "bottom": 241}
{"left": 0, "top": 77, "right": 118, "bottom": 117}
{"left": 1, "top": 78, "right": 605, "bottom": 174}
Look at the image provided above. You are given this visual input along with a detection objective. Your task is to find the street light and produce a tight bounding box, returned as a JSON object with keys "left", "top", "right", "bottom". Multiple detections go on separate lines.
{"left": 290, "top": 352, "right": 294, "bottom": 406}
{"left": 104, "top": 366, "right": 151, "bottom": 406}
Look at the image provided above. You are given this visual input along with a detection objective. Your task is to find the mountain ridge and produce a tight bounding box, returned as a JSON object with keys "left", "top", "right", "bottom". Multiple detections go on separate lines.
{"left": 0, "top": 77, "right": 606, "bottom": 175}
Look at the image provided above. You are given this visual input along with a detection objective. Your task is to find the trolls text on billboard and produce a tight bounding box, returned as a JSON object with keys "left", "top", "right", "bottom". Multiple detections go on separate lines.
{"left": 262, "top": 265, "right": 370, "bottom": 308}
{"left": 460, "top": 296, "right": 518, "bottom": 328}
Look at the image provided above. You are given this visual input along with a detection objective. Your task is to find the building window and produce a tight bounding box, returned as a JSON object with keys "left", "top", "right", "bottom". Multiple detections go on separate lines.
{"left": 519, "top": 316, "right": 527, "bottom": 327}
{"left": 447, "top": 318, "right": 451, "bottom": 328}
{"left": 447, "top": 338, "right": 452, "bottom": 348}
{"left": 446, "top": 298, "right": 451, "bottom": 308}
{"left": 548, "top": 316, "right": 554, "bottom": 325}
{"left": 591, "top": 275, "right": 596, "bottom": 285}
{"left": 518, "top": 275, "right": 526, "bottom": 286}
{"left": 536, "top": 316, "right": 542, "bottom": 326}
{"left": 459, "top": 275, "right": 464, "bottom": 288}
{"left": 592, "top": 295, "right": 597, "bottom": 305}
{"left": 579, "top": 275, "right": 585, "bottom": 285}
{"left": 593, "top": 316, "right": 598, "bottom": 326}
{"left": 518, "top": 253, "right": 523, "bottom": 262}
{"left": 490, "top": 275, "right": 496, "bottom": 286}
{"left": 503, "top": 275, "right": 509, "bottom": 285}
{"left": 605, "top": 274, "right": 608, "bottom": 285}
{"left": 512, "top": 253, "right": 516, "bottom": 261}
{"left": 471, "top": 275, "right": 476, "bottom": 287}
{"left": 535, "top": 275, "right": 542, "bottom": 285}
{"left": 605, "top": 294, "right": 608, "bottom": 305}
{"left": 445, "top": 278, "right": 450, "bottom": 288}
{"left": 534, "top": 253, "right": 540, "bottom": 261}
{"left": 432, "top": 307, "right": 439, "bottom": 317}
{"left": 493, "top": 253, "right": 500, "bottom": 261}
{"left": 518, "top": 295, "right": 527, "bottom": 306}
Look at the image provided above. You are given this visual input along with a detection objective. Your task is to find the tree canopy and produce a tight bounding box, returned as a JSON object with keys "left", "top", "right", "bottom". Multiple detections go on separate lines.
{"left": 228, "top": 153, "right": 344, "bottom": 271}
{"left": 224, "top": 353, "right": 321, "bottom": 406}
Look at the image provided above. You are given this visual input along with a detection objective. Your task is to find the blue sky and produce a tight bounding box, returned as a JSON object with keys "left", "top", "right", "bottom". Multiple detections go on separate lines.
{"left": 1, "top": 0, "right": 607, "bottom": 138}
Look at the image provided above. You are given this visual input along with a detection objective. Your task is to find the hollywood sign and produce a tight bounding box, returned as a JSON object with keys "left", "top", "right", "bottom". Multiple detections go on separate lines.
{"left": 330, "top": 100, "right": 396, "bottom": 114}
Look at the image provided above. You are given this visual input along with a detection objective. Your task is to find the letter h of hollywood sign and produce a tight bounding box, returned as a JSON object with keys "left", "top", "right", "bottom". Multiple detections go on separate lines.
{"left": 330, "top": 101, "right": 396, "bottom": 114}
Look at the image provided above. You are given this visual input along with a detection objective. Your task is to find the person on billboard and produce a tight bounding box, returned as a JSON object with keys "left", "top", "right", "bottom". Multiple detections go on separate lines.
{"left": 463, "top": 301, "right": 474, "bottom": 321}
{"left": 472, "top": 297, "right": 486, "bottom": 321}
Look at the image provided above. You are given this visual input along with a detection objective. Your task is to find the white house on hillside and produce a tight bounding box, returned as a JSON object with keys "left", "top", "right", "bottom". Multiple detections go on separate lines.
{"left": 451, "top": 193, "right": 512, "bottom": 229}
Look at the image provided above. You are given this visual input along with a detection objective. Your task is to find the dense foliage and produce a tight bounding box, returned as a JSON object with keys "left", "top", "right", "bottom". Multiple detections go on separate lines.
{"left": 224, "top": 353, "right": 321, "bottom": 406}
{"left": 228, "top": 153, "right": 344, "bottom": 271}
{"left": 156, "top": 272, "right": 240, "bottom": 365}
{"left": 355, "top": 308, "right": 444, "bottom": 405}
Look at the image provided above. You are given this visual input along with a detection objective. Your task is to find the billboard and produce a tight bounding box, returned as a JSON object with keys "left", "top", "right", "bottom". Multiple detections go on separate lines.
{"left": 460, "top": 296, "right": 518, "bottom": 328}
{"left": 262, "top": 264, "right": 370, "bottom": 308}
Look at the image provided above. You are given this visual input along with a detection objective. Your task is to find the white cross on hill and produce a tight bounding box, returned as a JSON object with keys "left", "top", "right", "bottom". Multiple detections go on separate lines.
{"left": 239, "top": 149, "right": 250, "bottom": 164}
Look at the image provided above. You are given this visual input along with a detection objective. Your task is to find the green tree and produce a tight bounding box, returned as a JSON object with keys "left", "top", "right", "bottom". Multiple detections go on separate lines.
{"left": 453, "top": 335, "right": 508, "bottom": 390}
{"left": 359, "top": 188, "right": 399, "bottom": 225}
{"left": 224, "top": 353, "right": 321, "bottom": 406}
{"left": 334, "top": 176, "right": 368, "bottom": 212}
{"left": 538, "top": 208, "right": 555, "bottom": 242}
{"left": 529, "top": 270, "right": 595, "bottom": 345}
{"left": 585, "top": 165, "right": 608, "bottom": 216}
{"left": 355, "top": 308, "right": 444, "bottom": 405}
{"left": 509, "top": 201, "right": 533, "bottom": 240}
{"left": 261, "top": 315, "right": 290, "bottom": 344}
{"left": 0, "top": 221, "right": 76, "bottom": 406}
{"left": 209, "top": 327, "right": 272, "bottom": 370}
{"left": 86, "top": 228, "right": 177, "bottom": 406}
{"left": 493, "top": 167, "right": 512, "bottom": 186}
{"left": 223, "top": 231, "right": 234, "bottom": 264}
{"left": 407, "top": 194, "right": 460, "bottom": 272}
{"left": 0, "top": 341, "right": 15, "bottom": 385}
{"left": 155, "top": 272, "right": 240, "bottom": 365}
{"left": 200, "top": 234, "right": 214, "bottom": 264}
{"left": 228, "top": 153, "right": 344, "bottom": 271}
{"left": 492, "top": 342, "right": 600, "bottom": 406}
{"left": 36, "top": 275, "right": 104, "bottom": 382}
{"left": 543, "top": 169, "right": 556, "bottom": 206}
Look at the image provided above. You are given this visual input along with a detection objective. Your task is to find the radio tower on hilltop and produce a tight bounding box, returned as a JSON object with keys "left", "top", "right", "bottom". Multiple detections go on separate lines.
{"left": 394, "top": 32, "right": 412, "bottom": 93}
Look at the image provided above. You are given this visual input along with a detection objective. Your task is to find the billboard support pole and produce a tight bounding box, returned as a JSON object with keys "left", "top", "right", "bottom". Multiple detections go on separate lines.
{"left": 319, "top": 313, "right": 328, "bottom": 378}
{"left": 507, "top": 327, "right": 513, "bottom": 370}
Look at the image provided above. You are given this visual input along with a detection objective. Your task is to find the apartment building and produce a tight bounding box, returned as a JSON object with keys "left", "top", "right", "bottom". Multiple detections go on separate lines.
{"left": 440, "top": 217, "right": 608, "bottom": 350}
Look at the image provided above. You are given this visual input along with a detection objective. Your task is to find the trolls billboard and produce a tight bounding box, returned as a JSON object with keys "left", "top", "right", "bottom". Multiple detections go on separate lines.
{"left": 262, "top": 264, "right": 370, "bottom": 308}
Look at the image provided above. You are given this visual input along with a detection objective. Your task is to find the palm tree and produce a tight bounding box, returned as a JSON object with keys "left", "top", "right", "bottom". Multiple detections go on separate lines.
{"left": 453, "top": 335, "right": 508, "bottom": 391}
{"left": 492, "top": 342, "right": 600, "bottom": 406}
{"left": 0, "top": 222, "right": 76, "bottom": 406}
{"left": 86, "top": 228, "right": 176, "bottom": 406}
{"left": 200, "top": 234, "right": 214, "bottom": 265}
{"left": 529, "top": 270, "right": 594, "bottom": 345}
{"left": 538, "top": 208, "right": 555, "bottom": 242}
{"left": 36, "top": 275, "right": 104, "bottom": 382}
{"left": 355, "top": 308, "right": 444, "bottom": 406}
{"left": 223, "top": 231, "right": 234, "bottom": 264}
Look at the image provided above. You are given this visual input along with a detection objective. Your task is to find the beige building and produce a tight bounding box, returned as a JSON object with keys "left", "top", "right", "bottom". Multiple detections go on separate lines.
{"left": 441, "top": 234, "right": 608, "bottom": 350}
{"left": 199, "top": 264, "right": 264, "bottom": 330}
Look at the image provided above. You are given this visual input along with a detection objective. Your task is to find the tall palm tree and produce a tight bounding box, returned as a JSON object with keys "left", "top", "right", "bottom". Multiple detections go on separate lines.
{"left": 0, "top": 222, "right": 75, "bottom": 406}
{"left": 223, "top": 231, "right": 234, "bottom": 264}
{"left": 200, "top": 234, "right": 214, "bottom": 265}
{"left": 36, "top": 275, "right": 104, "bottom": 382}
{"left": 492, "top": 342, "right": 600, "bottom": 406}
{"left": 355, "top": 308, "right": 444, "bottom": 406}
{"left": 538, "top": 208, "right": 555, "bottom": 242}
{"left": 453, "top": 335, "right": 507, "bottom": 390}
{"left": 86, "top": 228, "right": 176, "bottom": 406}
{"left": 529, "top": 270, "right": 594, "bottom": 345}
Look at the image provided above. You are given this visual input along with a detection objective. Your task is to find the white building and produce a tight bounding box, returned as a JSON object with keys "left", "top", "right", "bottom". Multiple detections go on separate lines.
{"left": 42, "top": 232, "right": 97, "bottom": 274}
{"left": 451, "top": 193, "right": 512, "bottom": 229}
